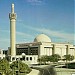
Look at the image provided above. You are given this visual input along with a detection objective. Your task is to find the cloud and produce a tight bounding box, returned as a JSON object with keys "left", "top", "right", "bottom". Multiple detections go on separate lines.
{"left": 0, "top": 38, "right": 10, "bottom": 49}
{"left": 0, "top": 38, "right": 10, "bottom": 42}
{"left": 0, "top": 29, "right": 33, "bottom": 43}
{"left": 16, "top": 31, "right": 32, "bottom": 37}
{"left": 24, "top": 25, "right": 75, "bottom": 43}
{"left": 26, "top": 0, "right": 44, "bottom": 5}
{"left": 1, "top": 27, "right": 75, "bottom": 43}
{"left": 0, "top": 29, "right": 32, "bottom": 37}
{"left": 0, "top": 30, "right": 33, "bottom": 49}
{"left": 0, "top": 30, "right": 10, "bottom": 33}
{"left": 17, "top": 19, "right": 24, "bottom": 22}
{"left": 0, "top": 26, "right": 75, "bottom": 48}
{"left": 37, "top": 28, "right": 74, "bottom": 40}
{"left": 16, "top": 31, "right": 34, "bottom": 43}
{"left": 27, "top": 0, "right": 42, "bottom": 3}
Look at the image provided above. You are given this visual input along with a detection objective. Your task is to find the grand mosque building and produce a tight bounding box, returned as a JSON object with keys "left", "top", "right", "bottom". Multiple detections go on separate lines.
{"left": 0, "top": 33, "right": 75, "bottom": 64}
{"left": 0, "top": 4, "right": 75, "bottom": 64}
{"left": 13, "top": 33, "right": 75, "bottom": 64}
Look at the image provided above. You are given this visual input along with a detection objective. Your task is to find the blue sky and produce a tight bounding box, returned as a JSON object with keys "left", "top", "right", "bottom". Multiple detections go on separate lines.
{"left": 0, "top": 0, "right": 74, "bottom": 49}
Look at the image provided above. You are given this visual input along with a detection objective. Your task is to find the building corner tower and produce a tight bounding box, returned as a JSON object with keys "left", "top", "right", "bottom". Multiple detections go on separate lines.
{"left": 9, "top": 4, "right": 17, "bottom": 60}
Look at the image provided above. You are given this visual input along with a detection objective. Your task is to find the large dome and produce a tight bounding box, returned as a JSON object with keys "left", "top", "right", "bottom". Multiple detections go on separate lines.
{"left": 34, "top": 34, "right": 51, "bottom": 42}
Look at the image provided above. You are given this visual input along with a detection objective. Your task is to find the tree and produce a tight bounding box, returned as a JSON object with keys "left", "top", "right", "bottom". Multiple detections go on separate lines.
{"left": 10, "top": 60, "right": 32, "bottom": 75}
{"left": 63, "top": 54, "right": 74, "bottom": 62}
{"left": 38, "top": 55, "right": 49, "bottom": 64}
{"left": 38, "top": 54, "right": 61, "bottom": 64}
{"left": 0, "top": 58, "right": 10, "bottom": 75}
{"left": 37, "top": 58, "right": 43, "bottom": 65}
{"left": 49, "top": 54, "right": 61, "bottom": 62}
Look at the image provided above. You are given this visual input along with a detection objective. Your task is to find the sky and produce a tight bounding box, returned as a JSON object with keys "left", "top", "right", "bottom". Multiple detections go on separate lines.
{"left": 0, "top": 0, "right": 74, "bottom": 49}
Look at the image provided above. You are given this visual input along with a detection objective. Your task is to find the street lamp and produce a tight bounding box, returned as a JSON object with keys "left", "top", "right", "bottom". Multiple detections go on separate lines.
{"left": 60, "top": 48, "right": 62, "bottom": 62}
{"left": 1, "top": 65, "right": 4, "bottom": 75}
{"left": 17, "top": 59, "right": 19, "bottom": 75}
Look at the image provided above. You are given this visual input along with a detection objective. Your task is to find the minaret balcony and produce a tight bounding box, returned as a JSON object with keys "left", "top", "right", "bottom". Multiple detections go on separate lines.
{"left": 9, "top": 13, "right": 17, "bottom": 20}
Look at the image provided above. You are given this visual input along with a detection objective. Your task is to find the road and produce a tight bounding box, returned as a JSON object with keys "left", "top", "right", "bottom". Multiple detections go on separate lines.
{"left": 31, "top": 65, "right": 57, "bottom": 75}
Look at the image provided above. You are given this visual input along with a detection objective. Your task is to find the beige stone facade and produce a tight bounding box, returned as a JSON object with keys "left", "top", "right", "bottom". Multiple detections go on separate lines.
{"left": 13, "top": 34, "right": 75, "bottom": 64}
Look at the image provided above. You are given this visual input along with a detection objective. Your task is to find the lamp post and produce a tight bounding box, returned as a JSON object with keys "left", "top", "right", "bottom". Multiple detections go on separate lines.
{"left": 60, "top": 48, "right": 62, "bottom": 62}
{"left": 15, "top": 59, "right": 19, "bottom": 75}
{"left": 74, "top": 48, "right": 75, "bottom": 60}
{"left": 18, "top": 59, "right": 19, "bottom": 75}
{"left": 12, "top": 65, "right": 14, "bottom": 75}
{"left": 1, "top": 65, "right": 3, "bottom": 75}
{"left": 60, "top": 47, "right": 62, "bottom": 75}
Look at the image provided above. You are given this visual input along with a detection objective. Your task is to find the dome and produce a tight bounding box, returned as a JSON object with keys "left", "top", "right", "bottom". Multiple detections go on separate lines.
{"left": 22, "top": 53, "right": 26, "bottom": 56}
{"left": 34, "top": 34, "right": 51, "bottom": 42}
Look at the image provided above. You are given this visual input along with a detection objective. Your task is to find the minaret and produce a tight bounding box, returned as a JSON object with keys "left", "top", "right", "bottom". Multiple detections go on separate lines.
{"left": 9, "top": 4, "right": 17, "bottom": 59}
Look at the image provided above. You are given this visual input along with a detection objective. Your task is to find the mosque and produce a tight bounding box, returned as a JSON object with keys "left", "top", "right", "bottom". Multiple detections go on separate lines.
{"left": 12, "top": 33, "right": 75, "bottom": 64}
{"left": 1, "top": 33, "right": 75, "bottom": 64}
{"left": 0, "top": 4, "right": 75, "bottom": 64}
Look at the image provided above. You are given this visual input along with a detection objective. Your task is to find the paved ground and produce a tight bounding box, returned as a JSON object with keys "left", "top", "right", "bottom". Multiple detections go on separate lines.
{"left": 27, "top": 69, "right": 39, "bottom": 75}
{"left": 27, "top": 68, "right": 75, "bottom": 75}
{"left": 55, "top": 68, "right": 75, "bottom": 75}
{"left": 31, "top": 66, "right": 56, "bottom": 75}
{"left": 27, "top": 65, "right": 75, "bottom": 75}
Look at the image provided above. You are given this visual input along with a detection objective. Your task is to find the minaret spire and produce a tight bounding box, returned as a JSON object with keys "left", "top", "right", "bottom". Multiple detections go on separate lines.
{"left": 11, "top": 4, "right": 14, "bottom": 13}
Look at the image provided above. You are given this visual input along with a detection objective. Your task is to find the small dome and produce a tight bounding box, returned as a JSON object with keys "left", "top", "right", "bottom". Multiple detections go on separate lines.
{"left": 34, "top": 34, "right": 51, "bottom": 42}
{"left": 22, "top": 53, "right": 25, "bottom": 56}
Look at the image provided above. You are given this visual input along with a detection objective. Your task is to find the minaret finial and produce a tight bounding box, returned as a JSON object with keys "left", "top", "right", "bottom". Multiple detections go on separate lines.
{"left": 11, "top": 4, "right": 14, "bottom": 13}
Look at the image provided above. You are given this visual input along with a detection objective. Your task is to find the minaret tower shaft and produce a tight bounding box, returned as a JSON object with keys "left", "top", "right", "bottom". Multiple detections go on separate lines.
{"left": 9, "top": 4, "right": 17, "bottom": 57}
